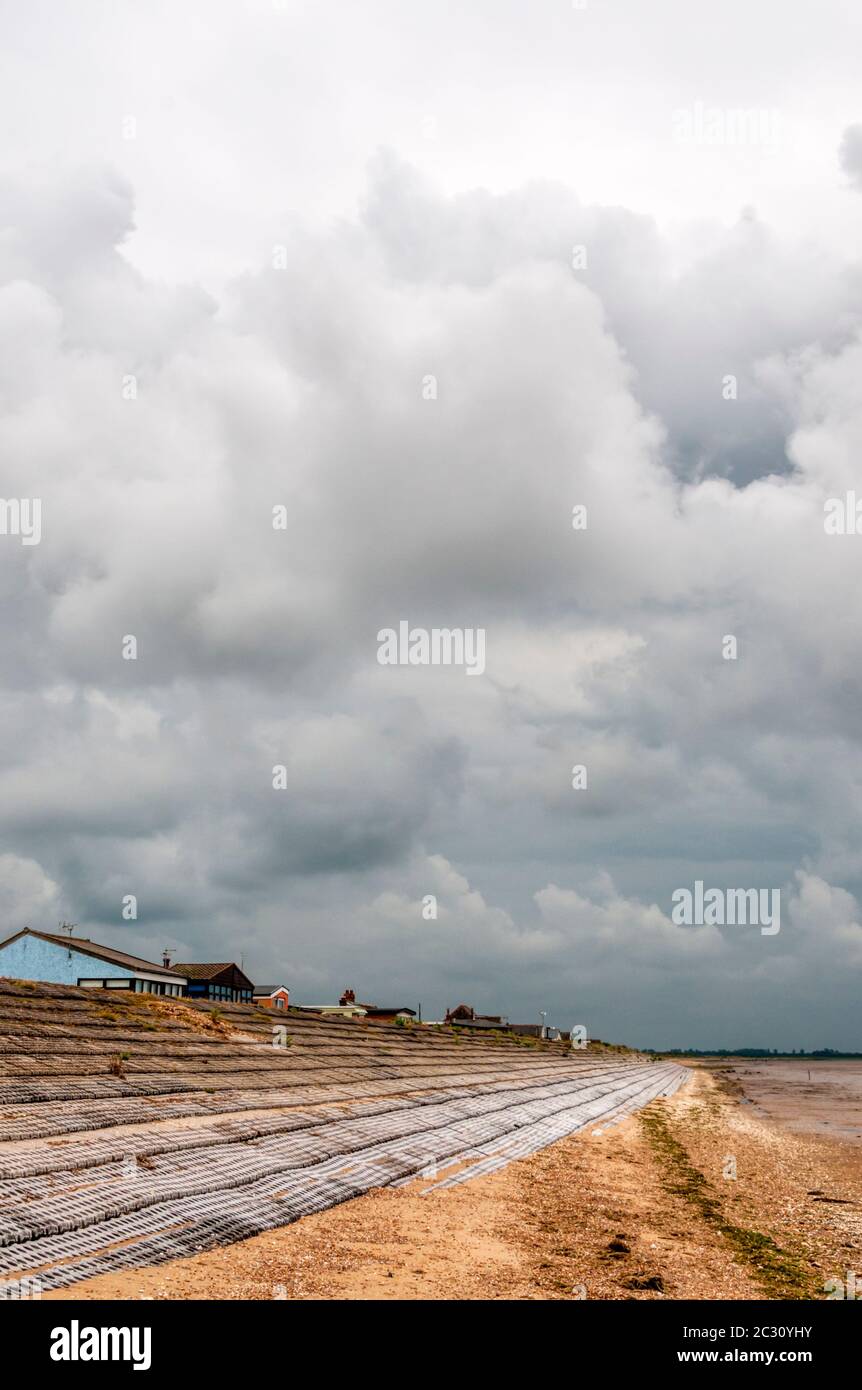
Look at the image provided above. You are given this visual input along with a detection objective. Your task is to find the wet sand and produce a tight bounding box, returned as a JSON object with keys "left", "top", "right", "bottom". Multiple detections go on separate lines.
{"left": 708, "top": 1060, "right": 862, "bottom": 1146}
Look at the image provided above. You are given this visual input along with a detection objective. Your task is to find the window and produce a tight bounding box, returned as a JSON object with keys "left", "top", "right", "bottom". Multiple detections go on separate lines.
{"left": 78, "top": 978, "right": 133, "bottom": 990}
{"left": 276, "top": 997, "right": 285, "bottom": 1008}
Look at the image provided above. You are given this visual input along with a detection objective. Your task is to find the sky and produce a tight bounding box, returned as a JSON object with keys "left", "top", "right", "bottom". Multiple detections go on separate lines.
{"left": 2, "top": 0, "right": 862, "bottom": 1048}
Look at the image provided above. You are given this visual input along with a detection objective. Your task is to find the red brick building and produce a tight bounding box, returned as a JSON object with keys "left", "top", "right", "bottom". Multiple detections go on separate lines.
{"left": 253, "top": 985, "right": 290, "bottom": 1010}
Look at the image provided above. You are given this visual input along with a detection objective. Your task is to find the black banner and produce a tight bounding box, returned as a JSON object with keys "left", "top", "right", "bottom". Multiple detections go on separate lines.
{"left": 9, "top": 1295, "right": 856, "bottom": 1376}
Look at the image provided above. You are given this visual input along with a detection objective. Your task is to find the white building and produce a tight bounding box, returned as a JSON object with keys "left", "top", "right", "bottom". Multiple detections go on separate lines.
{"left": 0, "top": 929, "right": 187, "bottom": 997}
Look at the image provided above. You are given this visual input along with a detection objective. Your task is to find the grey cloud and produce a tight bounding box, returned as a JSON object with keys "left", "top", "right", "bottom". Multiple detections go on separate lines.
{"left": 839, "top": 124, "right": 862, "bottom": 190}
{"left": 2, "top": 96, "right": 862, "bottom": 1044}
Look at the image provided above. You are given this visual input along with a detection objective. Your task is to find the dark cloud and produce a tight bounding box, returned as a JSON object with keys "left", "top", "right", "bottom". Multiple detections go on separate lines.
{"left": 2, "top": 20, "right": 862, "bottom": 1047}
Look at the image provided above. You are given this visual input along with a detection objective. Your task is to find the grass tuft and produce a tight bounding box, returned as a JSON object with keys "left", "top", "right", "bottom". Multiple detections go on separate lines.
{"left": 639, "top": 1103, "right": 816, "bottom": 1299}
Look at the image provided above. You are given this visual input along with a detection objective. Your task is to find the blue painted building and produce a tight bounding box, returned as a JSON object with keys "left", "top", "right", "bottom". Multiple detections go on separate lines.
{"left": 0, "top": 929, "right": 187, "bottom": 996}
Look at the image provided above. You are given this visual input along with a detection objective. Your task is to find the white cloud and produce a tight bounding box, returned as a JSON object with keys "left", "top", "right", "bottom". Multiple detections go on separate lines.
{"left": 0, "top": 854, "right": 60, "bottom": 931}
{"left": 1, "top": 10, "right": 862, "bottom": 1047}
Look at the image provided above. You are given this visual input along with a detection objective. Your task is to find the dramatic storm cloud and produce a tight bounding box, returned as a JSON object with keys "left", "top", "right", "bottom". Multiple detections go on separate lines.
{"left": 2, "top": 0, "right": 862, "bottom": 1047}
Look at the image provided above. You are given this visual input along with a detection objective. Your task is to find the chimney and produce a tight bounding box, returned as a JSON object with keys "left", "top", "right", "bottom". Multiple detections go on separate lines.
{"left": 339, "top": 988, "right": 355, "bottom": 1006}
{"left": 162, "top": 948, "right": 173, "bottom": 970}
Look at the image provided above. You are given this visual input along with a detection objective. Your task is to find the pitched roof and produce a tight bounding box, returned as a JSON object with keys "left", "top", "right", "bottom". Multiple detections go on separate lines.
{"left": 171, "top": 961, "right": 230, "bottom": 984}
{"left": 0, "top": 929, "right": 186, "bottom": 980}
{"left": 173, "top": 962, "right": 255, "bottom": 989}
{"left": 252, "top": 985, "right": 288, "bottom": 996}
{"left": 173, "top": 962, "right": 233, "bottom": 980}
